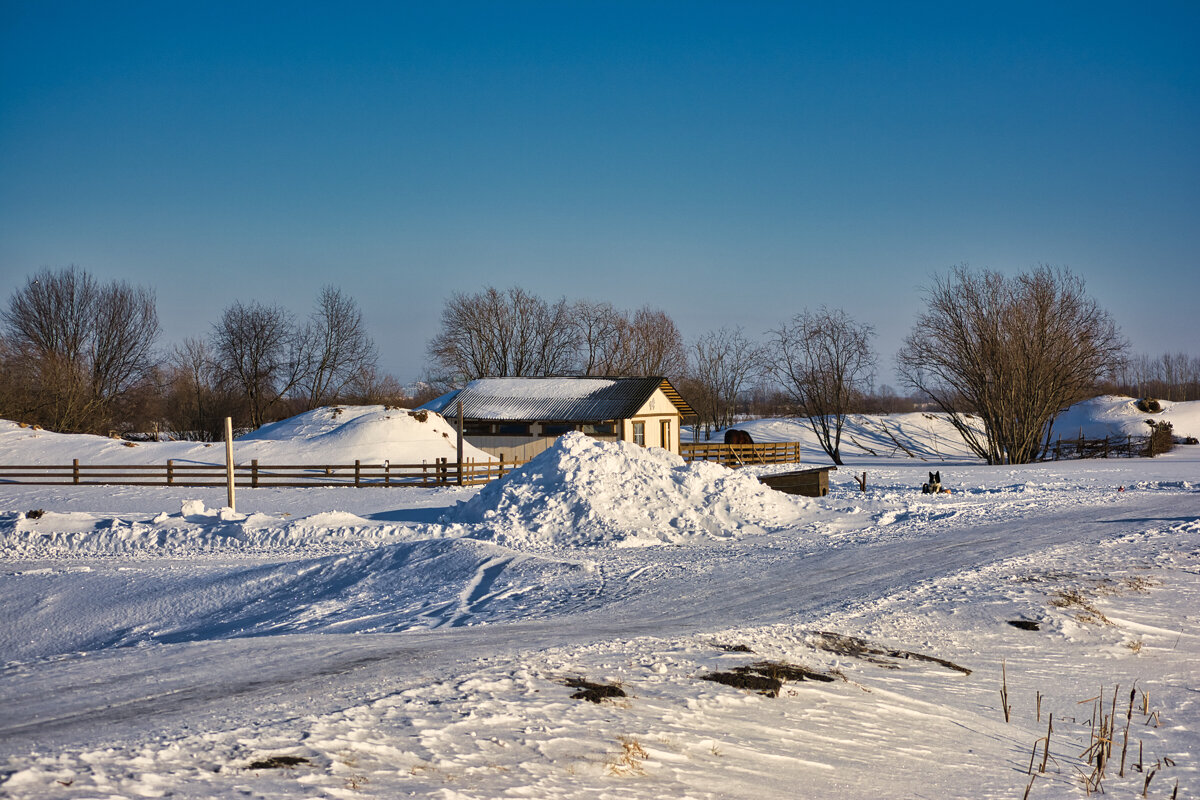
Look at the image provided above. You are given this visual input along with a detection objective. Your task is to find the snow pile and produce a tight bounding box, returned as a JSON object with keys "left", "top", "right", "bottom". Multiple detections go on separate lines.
{"left": 0, "top": 406, "right": 491, "bottom": 466}
{"left": 445, "top": 432, "right": 809, "bottom": 548}
{"left": 236, "top": 405, "right": 493, "bottom": 464}
{"left": 710, "top": 396, "right": 1200, "bottom": 462}
{"left": 1049, "top": 394, "right": 1200, "bottom": 441}
{"left": 0, "top": 498, "right": 421, "bottom": 558}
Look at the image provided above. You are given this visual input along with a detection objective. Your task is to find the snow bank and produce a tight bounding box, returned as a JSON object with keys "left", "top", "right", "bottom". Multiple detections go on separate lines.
{"left": 1049, "top": 394, "right": 1200, "bottom": 441}
{"left": 0, "top": 406, "right": 491, "bottom": 466}
{"left": 0, "top": 498, "right": 420, "bottom": 558}
{"left": 236, "top": 405, "right": 493, "bottom": 464}
{"left": 445, "top": 432, "right": 809, "bottom": 548}
{"left": 709, "top": 396, "right": 1200, "bottom": 462}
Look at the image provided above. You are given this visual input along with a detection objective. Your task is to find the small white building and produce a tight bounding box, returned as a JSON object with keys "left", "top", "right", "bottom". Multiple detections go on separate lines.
{"left": 418, "top": 376, "right": 696, "bottom": 461}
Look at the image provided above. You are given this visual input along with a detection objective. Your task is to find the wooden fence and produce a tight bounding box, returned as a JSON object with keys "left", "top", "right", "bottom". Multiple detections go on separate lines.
{"left": 0, "top": 457, "right": 526, "bottom": 488}
{"left": 1042, "top": 434, "right": 1159, "bottom": 461}
{"left": 680, "top": 441, "right": 802, "bottom": 468}
{"left": 0, "top": 443, "right": 807, "bottom": 488}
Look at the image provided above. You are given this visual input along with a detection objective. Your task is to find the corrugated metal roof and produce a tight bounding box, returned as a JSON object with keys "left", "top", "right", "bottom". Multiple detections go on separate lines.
{"left": 419, "top": 377, "right": 695, "bottom": 421}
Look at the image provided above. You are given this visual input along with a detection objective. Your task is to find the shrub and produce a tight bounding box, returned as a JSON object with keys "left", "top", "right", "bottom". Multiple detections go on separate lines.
{"left": 1145, "top": 420, "right": 1175, "bottom": 457}
{"left": 1136, "top": 398, "right": 1162, "bottom": 413}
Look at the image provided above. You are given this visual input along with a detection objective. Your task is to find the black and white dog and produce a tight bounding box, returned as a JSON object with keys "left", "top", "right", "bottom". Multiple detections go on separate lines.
{"left": 922, "top": 471, "right": 942, "bottom": 494}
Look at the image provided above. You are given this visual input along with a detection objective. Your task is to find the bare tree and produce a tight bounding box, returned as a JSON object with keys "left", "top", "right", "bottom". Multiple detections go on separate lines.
{"left": 164, "top": 337, "right": 222, "bottom": 438}
{"left": 303, "top": 286, "right": 379, "bottom": 407}
{"left": 1, "top": 267, "right": 159, "bottom": 432}
{"left": 626, "top": 307, "right": 688, "bottom": 379}
{"left": 342, "top": 365, "right": 408, "bottom": 406}
{"left": 427, "top": 287, "right": 578, "bottom": 384}
{"left": 897, "top": 265, "right": 1126, "bottom": 464}
{"left": 211, "top": 300, "right": 308, "bottom": 428}
{"left": 572, "top": 300, "right": 633, "bottom": 376}
{"left": 688, "top": 327, "right": 764, "bottom": 436}
{"left": 768, "top": 307, "right": 875, "bottom": 465}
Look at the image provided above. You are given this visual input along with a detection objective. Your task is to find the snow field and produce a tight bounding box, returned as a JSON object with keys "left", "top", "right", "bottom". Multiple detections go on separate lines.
{"left": 2, "top": 398, "right": 1199, "bottom": 798}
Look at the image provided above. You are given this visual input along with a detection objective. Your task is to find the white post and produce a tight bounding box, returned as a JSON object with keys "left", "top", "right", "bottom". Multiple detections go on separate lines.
{"left": 224, "top": 416, "right": 236, "bottom": 513}
{"left": 456, "top": 399, "right": 464, "bottom": 486}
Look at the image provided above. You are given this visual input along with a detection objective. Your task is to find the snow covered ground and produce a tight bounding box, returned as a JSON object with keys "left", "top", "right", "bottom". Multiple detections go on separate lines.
{"left": 0, "top": 405, "right": 491, "bottom": 467}
{"left": 1, "top": 399, "right": 1198, "bottom": 799}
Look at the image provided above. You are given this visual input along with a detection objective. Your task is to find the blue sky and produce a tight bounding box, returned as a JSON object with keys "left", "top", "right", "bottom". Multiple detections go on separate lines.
{"left": 2, "top": 2, "right": 1197, "bottom": 386}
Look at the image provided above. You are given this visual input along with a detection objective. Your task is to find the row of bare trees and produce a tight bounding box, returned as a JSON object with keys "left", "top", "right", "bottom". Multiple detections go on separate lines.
{"left": 426, "top": 287, "right": 688, "bottom": 385}
{"left": 426, "top": 268, "right": 1130, "bottom": 466}
{"left": 0, "top": 267, "right": 159, "bottom": 432}
{"left": 426, "top": 288, "right": 877, "bottom": 465}
{"left": 1, "top": 269, "right": 404, "bottom": 437}
{"left": 1, "top": 265, "right": 1140, "bottom": 464}
{"left": 1104, "top": 352, "right": 1200, "bottom": 402}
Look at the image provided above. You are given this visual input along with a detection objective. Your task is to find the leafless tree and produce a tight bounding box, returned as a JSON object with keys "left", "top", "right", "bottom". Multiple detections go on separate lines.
{"left": 687, "top": 327, "right": 765, "bottom": 436}
{"left": 768, "top": 307, "right": 876, "bottom": 465}
{"left": 1, "top": 267, "right": 159, "bottom": 432}
{"left": 342, "top": 364, "right": 408, "bottom": 406}
{"left": 626, "top": 307, "right": 688, "bottom": 379}
{"left": 427, "top": 287, "right": 578, "bottom": 383}
{"left": 897, "top": 265, "right": 1127, "bottom": 464}
{"left": 302, "top": 286, "right": 379, "bottom": 407}
{"left": 572, "top": 300, "right": 635, "bottom": 375}
{"left": 164, "top": 337, "right": 223, "bottom": 438}
{"left": 211, "top": 300, "right": 308, "bottom": 428}
{"left": 570, "top": 301, "right": 688, "bottom": 379}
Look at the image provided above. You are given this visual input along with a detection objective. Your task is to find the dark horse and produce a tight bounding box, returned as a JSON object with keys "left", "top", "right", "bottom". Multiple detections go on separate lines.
{"left": 724, "top": 429, "right": 754, "bottom": 445}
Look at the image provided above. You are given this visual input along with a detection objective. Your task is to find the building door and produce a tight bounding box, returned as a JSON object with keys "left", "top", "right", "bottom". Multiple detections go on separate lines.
{"left": 660, "top": 419, "right": 671, "bottom": 451}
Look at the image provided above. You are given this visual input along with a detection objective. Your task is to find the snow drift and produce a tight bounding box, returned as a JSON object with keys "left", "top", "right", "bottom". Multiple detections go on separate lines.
{"left": 445, "top": 432, "right": 810, "bottom": 548}
{"left": 0, "top": 405, "right": 491, "bottom": 466}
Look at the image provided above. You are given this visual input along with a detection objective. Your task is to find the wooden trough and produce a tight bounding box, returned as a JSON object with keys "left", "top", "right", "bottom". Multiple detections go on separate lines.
{"left": 757, "top": 466, "right": 836, "bottom": 497}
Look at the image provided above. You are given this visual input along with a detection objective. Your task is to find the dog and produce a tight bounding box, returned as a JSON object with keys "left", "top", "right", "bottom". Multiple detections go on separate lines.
{"left": 922, "top": 471, "right": 942, "bottom": 494}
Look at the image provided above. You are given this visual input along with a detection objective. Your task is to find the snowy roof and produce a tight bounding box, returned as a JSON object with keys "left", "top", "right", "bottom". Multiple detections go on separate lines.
{"left": 418, "top": 377, "right": 696, "bottom": 422}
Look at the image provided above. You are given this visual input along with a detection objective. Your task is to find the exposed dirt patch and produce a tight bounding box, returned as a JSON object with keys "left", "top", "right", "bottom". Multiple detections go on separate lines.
{"left": 563, "top": 677, "right": 626, "bottom": 703}
{"left": 805, "top": 632, "right": 972, "bottom": 675}
{"left": 1007, "top": 619, "right": 1041, "bottom": 631}
{"left": 247, "top": 755, "right": 311, "bottom": 769}
{"left": 700, "top": 660, "right": 836, "bottom": 697}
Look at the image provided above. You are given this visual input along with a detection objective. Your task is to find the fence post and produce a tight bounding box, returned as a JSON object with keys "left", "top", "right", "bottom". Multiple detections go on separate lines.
{"left": 456, "top": 400, "right": 464, "bottom": 486}
{"left": 73, "top": 458, "right": 79, "bottom": 485}
{"left": 499, "top": 453, "right": 505, "bottom": 478}
{"left": 224, "top": 416, "right": 236, "bottom": 513}
{"left": 384, "top": 460, "right": 390, "bottom": 487}
{"left": 251, "top": 459, "right": 259, "bottom": 488}
{"left": 167, "top": 459, "right": 174, "bottom": 486}
{"left": 354, "top": 459, "right": 361, "bottom": 487}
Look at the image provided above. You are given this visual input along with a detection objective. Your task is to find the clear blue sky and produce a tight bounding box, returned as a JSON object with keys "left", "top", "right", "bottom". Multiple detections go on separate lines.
{"left": 2, "top": 2, "right": 1197, "bottom": 387}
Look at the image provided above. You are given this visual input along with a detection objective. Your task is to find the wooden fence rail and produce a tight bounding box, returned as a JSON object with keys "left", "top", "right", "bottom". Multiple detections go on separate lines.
{"left": 1042, "top": 434, "right": 1158, "bottom": 461}
{"left": 680, "top": 441, "right": 802, "bottom": 468}
{"left": 0, "top": 457, "right": 528, "bottom": 488}
{"left": 0, "top": 443, "right": 808, "bottom": 488}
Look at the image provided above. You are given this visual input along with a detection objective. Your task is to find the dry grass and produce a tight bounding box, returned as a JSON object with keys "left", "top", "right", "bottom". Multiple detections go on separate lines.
{"left": 1050, "top": 589, "right": 1113, "bottom": 626}
{"left": 605, "top": 736, "right": 649, "bottom": 776}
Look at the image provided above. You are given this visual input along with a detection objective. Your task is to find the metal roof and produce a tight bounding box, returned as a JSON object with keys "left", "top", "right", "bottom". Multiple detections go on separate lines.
{"left": 418, "top": 376, "right": 695, "bottom": 421}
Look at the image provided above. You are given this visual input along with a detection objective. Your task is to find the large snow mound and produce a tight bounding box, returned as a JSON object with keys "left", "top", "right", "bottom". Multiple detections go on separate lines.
{"left": 445, "top": 432, "right": 810, "bottom": 548}
{"left": 714, "top": 396, "right": 1200, "bottom": 463}
{"left": 1048, "top": 395, "right": 1200, "bottom": 441}
{"left": 0, "top": 406, "right": 491, "bottom": 466}
{"left": 237, "top": 405, "right": 493, "bottom": 464}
